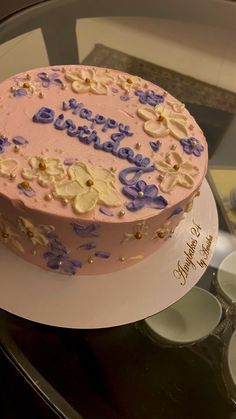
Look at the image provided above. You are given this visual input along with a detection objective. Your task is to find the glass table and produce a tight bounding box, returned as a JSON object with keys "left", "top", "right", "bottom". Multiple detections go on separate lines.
{"left": 1, "top": 1, "right": 236, "bottom": 418}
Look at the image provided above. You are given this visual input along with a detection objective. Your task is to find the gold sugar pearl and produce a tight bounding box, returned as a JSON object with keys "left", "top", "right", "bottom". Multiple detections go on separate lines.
{"left": 58, "top": 260, "right": 63, "bottom": 266}
{"left": 195, "top": 191, "right": 200, "bottom": 197}
{"left": 26, "top": 73, "right": 31, "bottom": 80}
{"left": 192, "top": 140, "right": 198, "bottom": 147}
{"left": 158, "top": 174, "right": 164, "bottom": 181}
{"left": 21, "top": 181, "right": 30, "bottom": 189}
{"left": 118, "top": 210, "right": 125, "bottom": 217}
{"left": 157, "top": 231, "right": 165, "bottom": 239}
{"left": 126, "top": 78, "right": 132, "bottom": 84}
{"left": 120, "top": 257, "right": 126, "bottom": 262}
{"left": 110, "top": 167, "right": 117, "bottom": 173}
{"left": 38, "top": 92, "right": 44, "bottom": 98}
{"left": 14, "top": 145, "right": 20, "bottom": 153}
{"left": 85, "top": 78, "right": 91, "bottom": 84}
{"left": 135, "top": 143, "right": 141, "bottom": 150}
{"left": 45, "top": 193, "right": 52, "bottom": 201}
{"left": 2, "top": 232, "right": 9, "bottom": 239}
{"left": 134, "top": 232, "right": 142, "bottom": 240}
{"left": 27, "top": 230, "right": 34, "bottom": 238}
{"left": 170, "top": 144, "right": 177, "bottom": 150}
{"left": 173, "top": 164, "right": 180, "bottom": 171}
{"left": 10, "top": 173, "right": 16, "bottom": 180}
{"left": 86, "top": 179, "right": 94, "bottom": 187}
{"left": 158, "top": 115, "right": 164, "bottom": 121}
{"left": 61, "top": 83, "right": 66, "bottom": 90}
{"left": 88, "top": 257, "right": 94, "bottom": 264}
{"left": 170, "top": 229, "right": 174, "bottom": 234}
{"left": 62, "top": 198, "right": 69, "bottom": 206}
{"left": 32, "top": 249, "right": 37, "bottom": 256}
{"left": 137, "top": 191, "right": 144, "bottom": 199}
{"left": 189, "top": 124, "right": 194, "bottom": 130}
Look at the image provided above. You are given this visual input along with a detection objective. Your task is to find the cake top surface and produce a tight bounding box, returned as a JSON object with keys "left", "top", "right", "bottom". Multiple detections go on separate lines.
{"left": 0, "top": 65, "right": 207, "bottom": 223}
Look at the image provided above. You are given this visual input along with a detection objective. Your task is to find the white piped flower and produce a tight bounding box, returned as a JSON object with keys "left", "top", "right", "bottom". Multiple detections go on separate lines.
{"left": 137, "top": 102, "right": 189, "bottom": 139}
{"left": 118, "top": 74, "right": 141, "bottom": 92}
{"left": 65, "top": 68, "right": 113, "bottom": 95}
{"left": 18, "top": 217, "right": 54, "bottom": 246}
{"left": 0, "top": 158, "right": 18, "bottom": 178}
{"left": 0, "top": 214, "right": 24, "bottom": 253}
{"left": 53, "top": 162, "right": 121, "bottom": 214}
{"left": 155, "top": 151, "right": 199, "bottom": 192}
{"left": 22, "top": 156, "right": 65, "bottom": 187}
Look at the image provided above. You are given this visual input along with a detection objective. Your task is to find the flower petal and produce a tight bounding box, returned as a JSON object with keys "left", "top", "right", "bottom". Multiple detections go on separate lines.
{"left": 180, "top": 162, "right": 199, "bottom": 177}
{"left": 0, "top": 158, "right": 18, "bottom": 177}
{"left": 136, "top": 180, "right": 147, "bottom": 192}
{"left": 90, "top": 82, "right": 108, "bottom": 95}
{"left": 11, "top": 238, "right": 24, "bottom": 253}
{"left": 45, "top": 158, "right": 65, "bottom": 177}
{"left": 68, "top": 163, "right": 90, "bottom": 185}
{"left": 137, "top": 104, "right": 157, "bottom": 121}
{"left": 29, "top": 156, "right": 40, "bottom": 169}
{"left": 144, "top": 120, "right": 169, "bottom": 137}
{"left": 38, "top": 171, "right": 54, "bottom": 187}
{"left": 54, "top": 180, "right": 83, "bottom": 198}
{"left": 64, "top": 71, "right": 81, "bottom": 82}
{"left": 159, "top": 173, "right": 178, "bottom": 192}
{"left": 155, "top": 160, "right": 174, "bottom": 174}
{"left": 149, "top": 195, "right": 168, "bottom": 209}
{"left": 166, "top": 151, "right": 183, "bottom": 167}
{"left": 71, "top": 81, "right": 90, "bottom": 94}
{"left": 177, "top": 173, "right": 195, "bottom": 188}
{"left": 122, "top": 186, "right": 139, "bottom": 200}
{"left": 167, "top": 118, "right": 189, "bottom": 139}
{"left": 73, "top": 188, "right": 99, "bottom": 213}
{"left": 95, "top": 180, "right": 121, "bottom": 206}
{"left": 21, "top": 168, "right": 36, "bottom": 180}
{"left": 144, "top": 184, "right": 158, "bottom": 198}
{"left": 80, "top": 68, "right": 94, "bottom": 81}
{"left": 127, "top": 199, "right": 145, "bottom": 211}
{"left": 87, "top": 165, "right": 114, "bottom": 182}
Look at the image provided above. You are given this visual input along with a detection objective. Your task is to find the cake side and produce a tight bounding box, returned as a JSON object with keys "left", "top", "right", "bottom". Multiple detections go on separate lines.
{"left": 0, "top": 66, "right": 207, "bottom": 275}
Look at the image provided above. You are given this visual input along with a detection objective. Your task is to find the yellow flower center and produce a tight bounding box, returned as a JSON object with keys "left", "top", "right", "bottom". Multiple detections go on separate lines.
{"left": 23, "top": 82, "right": 30, "bottom": 88}
{"left": 2, "top": 231, "right": 9, "bottom": 239}
{"left": 39, "top": 161, "right": 47, "bottom": 171}
{"left": 173, "top": 164, "right": 180, "bottom": 171}
{"left": 86, "top": 179, "right": 94, "bottom": 187}
{"left": 126, "top": 78, "right": 132, "bottom": 84}
{"left": 137, "top": 191, "right": 144, "bottom": 199}
{"left": 85, "top": 78, "right": 92, "bottom": 84}
{"left": 27, "top": 230, "right": 34, "bottom": 238}
{"left": 134, "top": 232, "right": 142, "bottom": 240}
{"left": 158, "top": 115, "right": 164, "bottom": 121}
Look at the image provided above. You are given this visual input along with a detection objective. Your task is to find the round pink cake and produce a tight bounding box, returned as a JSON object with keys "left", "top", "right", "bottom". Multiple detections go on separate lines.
{"left": 0, "top": 66, "right": 207, "bottom": 275}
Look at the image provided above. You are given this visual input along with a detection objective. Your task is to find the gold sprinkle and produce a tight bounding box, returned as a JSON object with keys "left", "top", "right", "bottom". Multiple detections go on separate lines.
{"left": 158, "top": 174, "right": 164, "bottom": 181}
{"left": 118, "top": 210, "right": 125, "bottom": 217}
{"left": 38, "top": 92, "right": 44, "bottom": 98}
{"left": 126, "top": 78, "right": 132, "bottom": 84}
{"left": 134, "top": 232, "right": 142, "bottom": 240}
{"left": 45, "top": 193, "right": 52, "bottom": 201}
{"left": 170, "top": 144, "right": 177, "bottom": 150}
{"left": 120, "top": 256, "right": 126, "bottom": 262}
{"left": 10, "top": 173, "right": 16, "bottom": 180}
{"left": 189, "top": 124, "right": 194, "bottom": 130}
{"left": 88, "top": 256, "right": 94, "bottom": 264}
{"left": 192, "top": 140, "right": 198, "bottom": 147}
{"left": 58, "top": 260, "right": 63, "bottom": 266}
{"left": 23, "top": 82, "right": 30, "bottom": 88}
{"left": 170, "top": 229, "right": 174, "bottom": 234}
{"left": 163, "top": 91, "right": 167, "bottom": 96}
{"left": 157, "top": 231, "right": 165, "bottom": 239}
{"left": 135, "top": 143, "right": 141, "bottom": 150}
{"left": 26, "top": 73, "right": 31, "bottom": 80}
{"left": 86, "top": 179, "right": 94, "bottom": 187}
{"left": 110, "top": 167, "right": 117, "bottom": 173}
{"left": 10, "top": 86, "right": 14, "bottom": 93}
{"left": 85, "top": 78, "right": 91, "bottom": 84}
{"left": 195, "top": 190, "right": 200, "bottom": 197}
{"left": 158, "top": 115, "right": 164, "bottom": 121}
{"left": 61, "top": 83, "right": 66, "bottom": 90}
{"left": 137, "top": 191, "right": 144, "bottom": 198}
{"left": 27, "top": 230, "right": 34, "bottom": 238}
{"left": 14, "top": 145, "right": 20, "bottom": 153}
{"left": 32, "top": 249, "right": 37, "bottom": 255}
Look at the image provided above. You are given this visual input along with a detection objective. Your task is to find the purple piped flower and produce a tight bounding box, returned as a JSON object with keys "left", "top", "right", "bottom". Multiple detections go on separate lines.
{"left": 12, "top": 136, "right": 28, "bottom": 145}
{"left": 180, "top": 137, "right": 204, "bottom": 157}
{"left": 135, "top": 89, "right": 164, "bottom": 106}
{"left": 17, "top": 182, "right": 36, "bottom": 197}
{"left": 13, "top": 88, "right": 27, "bottom": 97}
{"left": 95, "top": 251, "right": 111, "bottom": 259}
{"left": 149, "top": 140, "right": 161, "bottom": 152}
{"left": 0, "top": 136, "right": 10, "bottom": 153}
{"left": 99, "top": 206, "right": 114, "bottom": 217}
{"left": 123, "top": 180, "right": 168, "bottom": 212}
{"left": 79, "top": 242, "right": 97, "bottom": 250}
{"left": 72, "top": 223, "right": 100, "bottom": 237}
{"left": 120, "top": 94, "right": 130, "bottom": 101}
{"left": 37, "top": 72, "right": 62, "bottom": 87}
{"left": 43, "top": 234, "right": 82, "bottom": 275}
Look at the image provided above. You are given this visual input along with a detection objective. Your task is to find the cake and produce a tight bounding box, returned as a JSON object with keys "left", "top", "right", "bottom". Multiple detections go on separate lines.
{"left": 0, "top": 66, "right": 207, "bottom": 275}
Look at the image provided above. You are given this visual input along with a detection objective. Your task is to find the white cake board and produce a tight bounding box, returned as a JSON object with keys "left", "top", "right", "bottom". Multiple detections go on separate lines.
{"left": 0, "top": 179, "right": 218, "bottom": 329}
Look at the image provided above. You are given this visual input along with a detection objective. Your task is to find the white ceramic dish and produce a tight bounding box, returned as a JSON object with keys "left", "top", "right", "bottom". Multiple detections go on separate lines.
{"left": 0, "top": 180, "right": 218, "bottom": 328}
{"left": 217, "top": 251, "right": 236, "bottom": 303}
{"left": 144, "top": 286, "right": 222, "bottom": 345}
